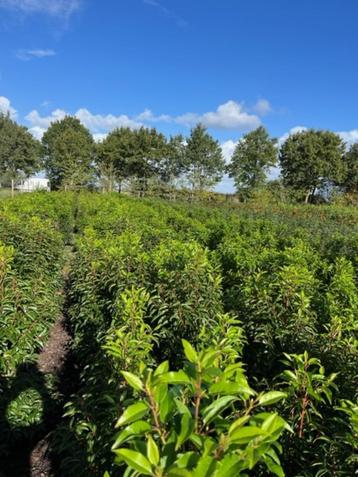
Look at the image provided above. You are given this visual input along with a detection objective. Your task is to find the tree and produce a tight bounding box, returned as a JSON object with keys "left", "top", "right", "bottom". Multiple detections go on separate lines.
{"left": 158, "top": 134, "right": 187, "bottom": 185}
{"left": 227, "top": 126, "right": 277, "bottom": 194}
{"left": 185, "top": 124, "right": 224, "bottom": 191}
{"left": 279, "top": 129, "right": 345, "bottom": 203}
{"left": 0, "top": 113, "right": 40, "bottom": 196}
{"left": 42, "top": 116, "right": 94, "bottom": 190}
{"left": 96, "top": 128, "right": 135, "bottom": 192}
{"left": 343, "top": 143, "right": 358, "bottom": 194}
{"left": 126, "top": 127, "right": 169, "bottom": 194}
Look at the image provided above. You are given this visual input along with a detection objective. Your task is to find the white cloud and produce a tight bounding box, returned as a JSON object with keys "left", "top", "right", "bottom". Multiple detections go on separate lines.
{"left": 0, "top": 0, "right": 80, "bottom": 17}
{"left": 251, "top": 99, "right": 272, "bottom": 116}
{"left": 338, "top": 129, "right": 358, "bottom": 147}
{"left": 136, "top": 108, "right": 171, "bottom": 122}
{"left": 25, "top": 100, "right": 262, "bottom": 134}
{"left": 26, "top": 107, "right": 142, "bottom": 133}
{"left": 0, "top": 96, "right": 17, "bottom": 118}
{"left": 75, "top": 108, "right": 142, "bottom": 131}
{"left": 278, "top": 126, "right": 358, "bottom": 150}
{"left": 221, "top": 140, "right": 237, "bottom": 164}
{"left": 278, "top": 126, "right": 307, "bottom": 147}
{"left": 93, "top": 133, "right": 108, "bottom": 143}
{"left": 28, "top": 126, "right": 46, "bottom": 139}
{"left": 16, "top": 48, "right": 56, "bottom": 60}
{"left": 176, "top": 101, "right": 261, "bottom": 131}
{"left": 25, "top": 108, "right": 67, "bottom": 128}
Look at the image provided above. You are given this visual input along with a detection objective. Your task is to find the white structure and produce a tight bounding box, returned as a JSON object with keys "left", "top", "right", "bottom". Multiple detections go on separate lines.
{"left": 16, "top": 177, "right": 50, "bottom": 192}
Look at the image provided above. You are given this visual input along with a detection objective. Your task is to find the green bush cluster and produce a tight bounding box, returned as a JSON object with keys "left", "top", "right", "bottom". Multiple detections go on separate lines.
{"left": 0, "top": 193, "right": 73, "bottom": 456}
{"left": 50, "top": 193, "right": 357, "bottom": 477}
{"left": 0, "top": 192, "right": 356, "bottom": 476}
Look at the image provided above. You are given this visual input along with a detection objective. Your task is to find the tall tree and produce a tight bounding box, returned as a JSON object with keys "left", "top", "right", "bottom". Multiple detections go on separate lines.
{"left": 96, "top": 128, "right": 135, "bottom": 192}
{"left": 279, "top": 129, "right": 345, "bottom": 203}
{"left": 343, "top": 143, "right": 358, "bottom": 194}
{"left": 227, "top": 126, "right": 277, "bottom": 193}
{"left": 158, "top": 134, "right": 187, "bottom": 185}
{"left": 42, "top": 116, "right": 94, "bottom": 190}
{"left": 128, "top": 127, "right": 168, "bottom": 192}
{"left": 185, "top": 124, "right": 224, "bottom": 191}
{"left": 0, "top": 113, "right": 40, "bottom": 196}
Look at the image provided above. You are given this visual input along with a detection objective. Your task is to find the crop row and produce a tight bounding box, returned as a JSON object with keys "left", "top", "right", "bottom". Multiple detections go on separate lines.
{"left": 53, "top": 194, "right": 357, "bottom": 477}
{"left": 0, "top": 192, "right": 356, "bottom": 476}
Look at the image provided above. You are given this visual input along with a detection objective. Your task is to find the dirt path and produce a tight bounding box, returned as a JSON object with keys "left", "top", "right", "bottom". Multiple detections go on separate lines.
{"left": 28, "top": 317, "right": 71, "bottom": 477}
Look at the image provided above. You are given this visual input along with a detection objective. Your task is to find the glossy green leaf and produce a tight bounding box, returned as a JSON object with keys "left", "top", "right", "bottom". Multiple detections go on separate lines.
{"left": 202, "top": 395, "right": 237, "bottom": 424}
{"left": 112, "top": 420, "right": 151, "bottom": 449}
{"left": 176, "top": 413, "right": 195, "bottom": 450}
{"left": 258, "top": 391, "right": 287, "bottom": 406}
{"left": 147, "top": 434, "right": 160, "bottom": 466}
{"left": 182, "top": 339, "right": 198, "bottom": 363}
{"left": 115, "top": 401, "right": 149, "bottom": 428}
{"left": 121, "top": 371, "right": 143, "bottom": 392}
{"left": 114, "top": 449, "right": 152, "bottom": 475}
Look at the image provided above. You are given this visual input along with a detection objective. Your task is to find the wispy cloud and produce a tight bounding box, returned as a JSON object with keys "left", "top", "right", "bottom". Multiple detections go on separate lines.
{"left": 251, "top": 99, "right": 272, "bottom": 116}
{"left": 16, "top": 48, "right": 56, "bottom": 60}
{"left": 143, "top": 0, "right": 187, "bottom": 28}
{"left": 0, "top": 0, "right": 81, "bottom": 18}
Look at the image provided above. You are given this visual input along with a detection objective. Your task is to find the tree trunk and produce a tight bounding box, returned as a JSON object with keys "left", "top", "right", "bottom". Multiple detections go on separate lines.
{"left": 304, "top": 190, "right": 311, "bottom": 204}
{"left": 11, "top": 179, "right": 14, "bottom": 198}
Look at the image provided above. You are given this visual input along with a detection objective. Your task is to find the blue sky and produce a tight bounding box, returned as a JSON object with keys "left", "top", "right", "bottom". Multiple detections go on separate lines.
{"left": 0, "top": 0, "right": 358, "bottom": 191}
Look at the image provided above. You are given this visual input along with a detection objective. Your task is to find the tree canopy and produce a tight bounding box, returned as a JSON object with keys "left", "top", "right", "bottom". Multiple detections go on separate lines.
{"left": 279, "top": 129, "right": 345, "bottom": 202}
{"left": 185, "top": 124, "right": 224, "bottom": 191}
{"left": 0, "top": 113, "right": 40, "bottom": 194}
{"left": 227, "top": 126, "right": 277, "bottom": 193}
{"left": 42, "top": 116, "right": 94, "bottom": 190}
{"left": 343, "top": 143, "right": 358, "bottom": 194}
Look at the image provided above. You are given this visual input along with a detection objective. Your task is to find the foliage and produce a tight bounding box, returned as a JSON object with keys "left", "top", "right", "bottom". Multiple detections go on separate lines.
{"left": 279, "top": 129, "right": 345, "bottom": 202}
{"left": 0, "top": 192, "right": 357, "bottom": 477}
{"left": 42, "top": 116, "right": 94, "bottom": 190}
{"left": 185, "top": 124, "right": 225, "bottom": 191}
{"left": 227, "top": 127, "right": 277, "bottom": 194}
{"left": 343, "top": 142, "right": 358, "bottom": 194}
{"left": 0, "top": 113, "right": 40, "bottom": 191}
{"left": 112, "top": 340, "right": 288, "bottom": 477}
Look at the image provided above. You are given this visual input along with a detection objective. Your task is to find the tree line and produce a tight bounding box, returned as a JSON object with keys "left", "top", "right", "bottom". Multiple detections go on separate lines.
{"left": 0, "top": 112, "right": 357, "bottom": 202}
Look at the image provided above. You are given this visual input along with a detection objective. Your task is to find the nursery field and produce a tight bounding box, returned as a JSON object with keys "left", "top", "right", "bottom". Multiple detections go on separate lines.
{"left": 0, "top": 192, "right": 357, "bottom": 477}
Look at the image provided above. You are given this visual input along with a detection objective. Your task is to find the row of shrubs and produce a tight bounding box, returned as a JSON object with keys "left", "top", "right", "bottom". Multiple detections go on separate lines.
{"left": 51, "top": 193, "right": 356, "bottom": 476}
{"left": 0, "top": 193, "right": 74, "bottom": 459}
{"left": 0, "top": 192, "right": 356, "bottom": 475}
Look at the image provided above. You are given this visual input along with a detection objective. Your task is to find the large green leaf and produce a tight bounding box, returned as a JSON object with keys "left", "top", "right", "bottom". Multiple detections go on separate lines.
{"left": 114, "top": 449, "right": 152, "bottom": 475}
{"left": 194, "top": 455, "right": 217, "bottom": 477}
{"left": 182, "top": 339, "right": 198, "bottom": 363}
{"left": 202, "top": 395, "right": 237, "bottom": 424}
{"left": 176, "top": 413, "right": 195, "bottom": 449}
{"left": 160, "top": 371, "right": 192, "bottom": 385}
{"left": 115, "top": 401, "right": 149, "bottom": 428}
{"left": 121, "top": 371, "right": 143, "bottom": 392}
{"left": 112, "top": 420, "right": 151, "bottom": 449}
{"left": 147, "top": 435, "right": 160, "bottom": 466}
{"left": 258, "top": 391, "right": 287, "bottom": 407}
{"left": 230, "top": 426, "right": 266, "bottom": 444}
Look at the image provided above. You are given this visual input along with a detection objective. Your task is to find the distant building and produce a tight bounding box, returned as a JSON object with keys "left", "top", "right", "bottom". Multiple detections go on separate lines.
{"left": 16, "top": 177, "right": 50, "bottom": 192}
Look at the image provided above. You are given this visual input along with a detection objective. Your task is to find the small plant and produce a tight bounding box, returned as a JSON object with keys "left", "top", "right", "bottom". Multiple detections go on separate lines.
{"left": 112, "top": 340, "right": 289, "bottom": 477}
{"left": 280, "top": 352, "right": 337, "bottom": 439}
